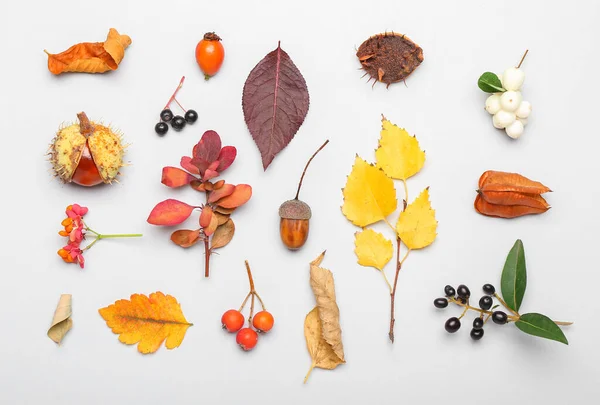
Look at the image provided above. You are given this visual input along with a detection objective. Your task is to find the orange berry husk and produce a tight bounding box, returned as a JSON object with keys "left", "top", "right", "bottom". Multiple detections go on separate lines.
{"left": 61, "top": 218, "right": 73, "bottom": 227}
{"left": 59, "top": 230, "right": 69, "bottom": 237}
{"left": 474, "top": 194, "right": 549, "bottom": 218}
{"left": 57, "top": 249, "right": 69, "bottom": 259}
{"left": 478, "top": 170, "right": 551, "bottom": 195}
{"left": 478, "top": 190, "right": 550, "bottom": 210}
{"left": 65, "top": 224, "right": 74, "bottom": 233}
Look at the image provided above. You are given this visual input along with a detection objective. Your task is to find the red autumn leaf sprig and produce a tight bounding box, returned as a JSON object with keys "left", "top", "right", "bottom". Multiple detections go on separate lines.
{"left": 57, "top": 204, "right": 142, "bottom": 268}
{"left": 147, "top": 130, "right": 252, "bottom": 277}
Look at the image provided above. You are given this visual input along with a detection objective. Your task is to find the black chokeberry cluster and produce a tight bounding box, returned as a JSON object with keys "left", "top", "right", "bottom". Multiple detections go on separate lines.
{"left": 434, "top": 283, "right": 509, "bottom": 341}
{"left": 154, "top": 76, "right": 199, "bottom": 136}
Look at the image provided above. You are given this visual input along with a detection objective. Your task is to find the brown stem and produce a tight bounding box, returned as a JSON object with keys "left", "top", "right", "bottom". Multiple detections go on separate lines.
{"left": 245, "top": 260, "right": 255, "bottom": 292}
{"left": 77, "top": 112, "right": 95, "bottom": 138}
{"left": 517, "top": 50, "right": 529, "bottom": 69}
{"left": 294, "top": 140, "right": 330, "bottom": 200}
{"left": 204, "top": 238, "right": 210, "bottom": 277}
{"left": 388, "top": 237, "right": 402, "bottom": 343}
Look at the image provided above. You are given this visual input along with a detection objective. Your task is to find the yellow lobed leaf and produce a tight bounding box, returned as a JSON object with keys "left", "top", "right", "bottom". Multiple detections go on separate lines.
{"left": 396, "top": 188, "right": 438, "bottom": 250}
{"left": 99, "top": 292, "right": 192, "bottom": 354}
{"left": 342, "top": 156, "right": 397, "bottom": 227}
{"left": 354, "top": 229, "right": 393, "bottom": 271}
{"left": 375, "top": 117, "right": 425, "bottom": 181}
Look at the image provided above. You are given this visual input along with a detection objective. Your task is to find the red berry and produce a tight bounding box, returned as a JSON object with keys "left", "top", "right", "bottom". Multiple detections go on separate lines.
{"left": 236, "top": 327, "right": 258, "bottom": 351}
{"left": 221, "top": 309, "right": 244, "bottom": 332}
{"left": 252, "top": 311, "right": 274, "bottom": 333}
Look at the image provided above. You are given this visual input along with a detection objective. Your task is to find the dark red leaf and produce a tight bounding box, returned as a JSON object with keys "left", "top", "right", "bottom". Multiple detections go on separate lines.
{"left": 180, "top": 157, "right": 200, "bottom": 175}
{"left": 242, "top": 42, "right": 309, "bottom": 170}
{"left": 161, "top": 167, "right": 196, "bottom": 188}
{"left": 193, "top": 130, "right": 222, "bottom": 162}
{"left": 191, "top": 157, "right": 210, "bottom": 175}
{"left": 147, "top": 199, "right": 196, "bottom": 226}
{"left": 203, "top": 169, "right": 219, "bottom": 182}
{"left": 216, "top": 146, "right": 237, "bottom": 172}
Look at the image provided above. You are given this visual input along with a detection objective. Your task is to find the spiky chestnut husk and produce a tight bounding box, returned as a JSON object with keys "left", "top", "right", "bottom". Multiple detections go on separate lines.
{"left": 356, "top": 32, "right": 424, "bottom": 88}
{"left": 279, "top": 199, "right": 311, "bottom": 250}
{"left": 50, "top": 112, "right": 126, "bottom": 186}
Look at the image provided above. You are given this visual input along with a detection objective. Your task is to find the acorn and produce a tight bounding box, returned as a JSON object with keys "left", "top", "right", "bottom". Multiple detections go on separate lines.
{"left": 49, "top": 112, "right": 126, "bottom": 186}
{"left": 279, "top": 140, "right": 329, "bottom": 250}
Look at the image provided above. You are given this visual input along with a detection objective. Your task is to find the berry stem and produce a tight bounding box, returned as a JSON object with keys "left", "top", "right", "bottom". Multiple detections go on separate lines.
{"left": 164, "top": 76, "right": 185, "bottom": 110}
{"left": 245, "top": 260, "right": 255, "bottom": 292}
{"left": 517, "top": 50, "right": 529, "bottom": 69}
{"left": 254, "top": 291, "right": 266, "bottom": 310}
{"left": 172, "top": 97, "right": 187, "bottom": 113}
{"left": 97, "top": 233, "right": 143, "bottom": 239}
{"left": 294, "top": 140, "right": 330, "bottom": 200}
{"left": 238, "top": 292, "right": 252, "bottom": 312}
{"left": 493, "top": 293, "right": 520, "bottom": 316}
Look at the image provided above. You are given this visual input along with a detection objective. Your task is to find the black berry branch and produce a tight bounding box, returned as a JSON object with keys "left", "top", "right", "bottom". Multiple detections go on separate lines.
{"left": 434, "top": 240, "right": 573, "bottom": 345}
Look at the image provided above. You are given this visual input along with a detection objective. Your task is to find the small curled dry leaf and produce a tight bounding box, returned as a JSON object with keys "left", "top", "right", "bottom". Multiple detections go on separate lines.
{"left": 170, "top": 229, "right": 202, "bottom": 248}
{"left": 48, "top": 294, "right": 73, "bottom": 345}
{"left": 45, "top": 28, "right": 131, "bottom": 75}
{"left": 210, "top": 219, "right": 235, "bottom": 250}
{"left": 304, "top": 251, "right": 345, "bottom": 383}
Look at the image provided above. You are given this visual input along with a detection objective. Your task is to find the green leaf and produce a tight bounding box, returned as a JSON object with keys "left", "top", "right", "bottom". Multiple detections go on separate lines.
{"left": 478, "top": 72, "right": 506, "bottom": 93}
{"left": 515, "top": 313, "right": 568, "bottom": 345}
{"left": 501, "top": 239, "right": 527, "bottom": 312}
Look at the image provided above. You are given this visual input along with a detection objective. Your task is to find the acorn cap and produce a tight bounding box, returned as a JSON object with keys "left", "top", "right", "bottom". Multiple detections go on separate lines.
{"left": 279, "top": 199, "right": 311, "bottom": 220}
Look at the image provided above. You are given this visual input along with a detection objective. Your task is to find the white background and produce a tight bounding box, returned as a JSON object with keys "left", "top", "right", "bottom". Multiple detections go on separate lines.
{"left": 1, "top": 0, "right": 599, "bottom": 403}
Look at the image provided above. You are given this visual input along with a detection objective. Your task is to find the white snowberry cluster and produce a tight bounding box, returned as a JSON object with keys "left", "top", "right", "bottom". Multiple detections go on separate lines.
{"left": 484, "top": 68, "right": 531, "bottom": 139}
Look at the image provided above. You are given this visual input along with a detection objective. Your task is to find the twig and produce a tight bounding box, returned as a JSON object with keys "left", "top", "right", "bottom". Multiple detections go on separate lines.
{"left": 295, "top": 140, "right": 329, "bottom": 200}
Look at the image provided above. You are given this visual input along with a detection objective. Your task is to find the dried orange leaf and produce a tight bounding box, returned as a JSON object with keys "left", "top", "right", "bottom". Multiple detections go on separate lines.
{"left": 45, "top": 28, "right": 132, "bottom": 75}
{"left": 47, "top": 294, "right": 72, "bottom": 345}
{"left": 342, "top": 156, "right": 397, "bottom": 227}
{"left": 147, "top": 199, "right": 196, "bottom": 226}
{"left": 161, "top": 167, "right": 196, "bottom": 188}
{"left": 210, "top": 219, "right": 235, "bottom": 249}
{"left": 216, "top": 184, "right": 252, "bottom": 209}
{"left": 214, "top": 211, "right": 230, "bottom": 226}
{"left": 199, "top": 206, "right": 214, "bottom": 228}
{"left": 99, "top": 292, "right": 192, "bottom": 354}
{"left": 204, "top": 211, "right": 219, "bottom": 236}
{"left": 478, "top": 170, "right": 551, "bottom": 194}
{"left": 305, "top": 251, "right": 345, "bottom": 383}
{"left": 208, "top": 184, "right": 235, "bottom": 203}
{"left": 170, "top": 229, "right": 201, "bottom": 248}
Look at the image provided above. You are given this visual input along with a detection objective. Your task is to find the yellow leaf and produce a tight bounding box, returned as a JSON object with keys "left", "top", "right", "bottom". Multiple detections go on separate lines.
{"left": 375, "top": 117, "right": 425, "bottom": 181}
{"left": 354, "top": 229, "right": 393, "bottom": 270}
{"left": 99, "top": 292, "right": 192, "bottom": 354}
{"left": 342, "top": 156, "right": 397, "bottom": 227}
{"left": 396, "top": 188, "right": 438, "bottom": 250}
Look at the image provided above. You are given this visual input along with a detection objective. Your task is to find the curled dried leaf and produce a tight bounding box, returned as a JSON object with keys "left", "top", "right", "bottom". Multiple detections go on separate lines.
{"left": 210, "top": 219, "right": 235, "bottom": 250}
{"left": 304, "top": 251, "right": 345, "bottom": 383}
{"left": 170, "top": 229, "right": 201, "bottom": 248}
{"left": 45, "top": 28, "right": 132, "bottom": 75}
{"left": 48, "top": 294, "right": 73, "bottom": 345}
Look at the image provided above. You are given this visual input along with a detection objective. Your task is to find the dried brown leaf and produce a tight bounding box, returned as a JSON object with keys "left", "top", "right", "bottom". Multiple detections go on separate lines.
{"left": 170, "top": 229, "right": 201, "bottom": 248}
{"left": 304, "top": 307, "right": 345, "bottom": 383}
{"left": 210, "top": 219, "right": 235, "bottom": 250}
{"left": 48, "top": 294, "right": 73, "bottom": 344}
{"left": 304, "top": 251, "right": 345, "bottom": 383}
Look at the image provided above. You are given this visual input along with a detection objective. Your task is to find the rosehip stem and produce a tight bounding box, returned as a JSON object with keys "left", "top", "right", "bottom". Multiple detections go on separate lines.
{"left": 164, "top": 76, "right": 185, "bottom": 110}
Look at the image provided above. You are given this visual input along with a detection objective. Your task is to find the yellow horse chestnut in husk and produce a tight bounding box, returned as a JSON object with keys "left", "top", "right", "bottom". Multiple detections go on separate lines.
{"left": 279, "top": 140, "right": 328, "bottom": 250}
{"left": 50, "top": 112, "right": 126, "bottom": 186}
